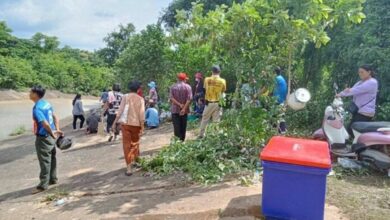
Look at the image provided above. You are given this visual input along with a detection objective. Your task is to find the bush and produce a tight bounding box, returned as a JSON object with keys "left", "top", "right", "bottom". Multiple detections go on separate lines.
{"left": 377, "top": 102, "right": 390, "bottom": 121}
{"left": 141, "top": 105, "right": 280, "bottom": 184}
{"left": 285, "top": 97, "right": 330, "bottom": 131}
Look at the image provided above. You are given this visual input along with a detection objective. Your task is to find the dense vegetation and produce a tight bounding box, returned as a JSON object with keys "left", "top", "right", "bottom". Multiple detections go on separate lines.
{"left": 0, "top": 21, "right": 113, "bottom": 95}
{"left": 139, "top": 0, "right": 374, "bottom": 183}
{"left": 160, "top": 0, "right": 246, "bottom": 29}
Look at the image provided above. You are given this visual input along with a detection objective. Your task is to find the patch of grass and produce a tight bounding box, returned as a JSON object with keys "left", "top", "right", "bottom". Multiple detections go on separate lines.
{"left": 41, "top": 188, "right": 69, "bottom": 203}
{"left": 327, "top": 169, "right": 390, "bottom": 220}
{"left": 332, "top": 165, "right": 371, "bottom": 179}
{"left": 285, "top": 128, "right": 313, "bottom": 138}
{"left": 9, "top": 126, "right": 26, "bottom": 136}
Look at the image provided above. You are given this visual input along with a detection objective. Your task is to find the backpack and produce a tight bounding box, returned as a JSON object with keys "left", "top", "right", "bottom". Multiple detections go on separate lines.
{"left": 108, "top": 91, "right": 123, "bottom": 115}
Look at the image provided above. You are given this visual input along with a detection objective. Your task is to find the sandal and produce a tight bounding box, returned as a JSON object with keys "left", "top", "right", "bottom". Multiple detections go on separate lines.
{"left": 133, "top": 165, "right": 142, "bottom": 172}
{"left": 125, "top": 164, "right": 133, "bottom": 176}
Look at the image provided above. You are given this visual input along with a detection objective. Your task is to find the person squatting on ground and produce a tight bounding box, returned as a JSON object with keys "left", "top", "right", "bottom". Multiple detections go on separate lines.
{"left": 105, "top": 83, "right": 123, "bottom": 141}
{"left": 170, "top": 73, "right": 193, "bottom": 141}
{"left": 86, "top": 109, "right": 100, "bottom": 134}
{"left": 72, "top": 94, "right": 85, "bottom": 130}
{"left": 30, "top": 85, "right": 63, "bottom": 194}
{"left": 145, "top": 100, "right": 159, "bottom": 129}
{"left": 337, "top": 64, "right": 378, "bottom": 136}
{"left": 199, "top": 65, "right": 226, "bottom": 138}
{"left": 112, "top": 81, "right": 145, "bottom": 176}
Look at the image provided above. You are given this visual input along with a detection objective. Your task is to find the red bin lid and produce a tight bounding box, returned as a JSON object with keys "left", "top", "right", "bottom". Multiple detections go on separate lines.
{"left": 260, "top": 136, "right": 331, "bottom": 168}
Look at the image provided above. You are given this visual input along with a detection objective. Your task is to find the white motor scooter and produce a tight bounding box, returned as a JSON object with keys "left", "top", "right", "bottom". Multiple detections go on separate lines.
{"left": 313, "top": 84, "right": 390, "bottom": 174}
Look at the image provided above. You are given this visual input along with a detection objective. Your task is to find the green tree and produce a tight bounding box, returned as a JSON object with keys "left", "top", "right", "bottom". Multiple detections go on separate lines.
{"left": 115, "top": 25, "right": 170, "bottom": 93}
{"left": 0, "top": 21, "right": 14, "bottom": 56}
{"left": 98, "top": 23, "right": 136, "bottom": 66}
{"left": 31, "top": 32, "right": 60, "bottom": 52}
{"left": 0, "top": 22, "right": 113, "bottom": 95}
{"left": 303, "top": 0, "right": 390, "bottom": 103}
{"left": 172, "top": 0, "right": 365, "bottom": 106}
{"left": 0, "top": 56, "right": 37, "bottom": 89}
{"left": 161, "top": 0, "right": 245, "bottom": 28}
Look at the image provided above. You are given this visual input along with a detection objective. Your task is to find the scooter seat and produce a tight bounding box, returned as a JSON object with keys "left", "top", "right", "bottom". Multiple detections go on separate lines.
{"left": 352, "top": 121, "right": 390, "bottom": 133}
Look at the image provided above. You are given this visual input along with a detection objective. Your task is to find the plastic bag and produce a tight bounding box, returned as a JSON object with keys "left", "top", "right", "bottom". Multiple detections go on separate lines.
{"left": 337, "top": 158, "right": 362, "bottom": 169}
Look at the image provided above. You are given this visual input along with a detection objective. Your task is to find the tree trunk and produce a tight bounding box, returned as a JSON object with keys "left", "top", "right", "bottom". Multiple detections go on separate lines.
{"left": 287, "top": 44, "right": 293, "bottom": 97}
{"left": 232, "top": 69, "right": 243, "bottom": 109}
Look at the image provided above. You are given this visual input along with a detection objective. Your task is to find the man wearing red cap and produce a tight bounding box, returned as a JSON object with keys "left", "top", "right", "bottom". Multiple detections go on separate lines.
{"left": 169, "top": 73, "right": 193, "bottom": 141}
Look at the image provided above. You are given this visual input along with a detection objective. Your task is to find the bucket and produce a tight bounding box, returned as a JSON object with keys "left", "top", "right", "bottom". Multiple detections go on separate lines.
{"left": 287, "top": 88, "right": 311, "bottom": 110}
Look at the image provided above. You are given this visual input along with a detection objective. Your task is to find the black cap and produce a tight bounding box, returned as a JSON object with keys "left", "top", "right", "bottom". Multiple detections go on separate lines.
{"left": 212, "top": 65, "right": 221, "bottom": 73}
{"left": 274, "top": 66, "right": 282, "bottom": 75}
{"left": 112, "top": 83, "right": 121, "bottom": 92}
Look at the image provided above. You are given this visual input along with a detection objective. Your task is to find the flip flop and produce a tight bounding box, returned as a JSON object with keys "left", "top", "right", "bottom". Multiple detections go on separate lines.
{"left": 31, "top": 187, "right": 45, "bottom": 194}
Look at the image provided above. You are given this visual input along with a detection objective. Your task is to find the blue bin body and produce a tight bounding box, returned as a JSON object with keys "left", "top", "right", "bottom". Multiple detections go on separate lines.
{"left": 261, "top": 160, "right": 330, "bottom": 220}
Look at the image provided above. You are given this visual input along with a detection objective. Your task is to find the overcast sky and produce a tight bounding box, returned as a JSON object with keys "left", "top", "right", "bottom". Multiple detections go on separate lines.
{"left": 0, "top": 0, "right": 172, "bottom": 51}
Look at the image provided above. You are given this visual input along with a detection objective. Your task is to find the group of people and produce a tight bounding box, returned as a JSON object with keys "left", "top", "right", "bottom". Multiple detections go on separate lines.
{"left": 169, "top": 65, "right": 226, "bottom": 140}
{"left": 68, "top": 65, "right": 226, "bottom": 176}
{"left": 29, "top": 63, "right": 378, "bottom": 193}
{"left": 100, "top": 81, "right": 160, "bottom": 138}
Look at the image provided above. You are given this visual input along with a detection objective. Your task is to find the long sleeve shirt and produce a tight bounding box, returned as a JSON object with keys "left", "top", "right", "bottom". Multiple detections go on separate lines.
{"left": 339, "top": 78, "right": 378, "bottom": 116}
{"left": 117, "top": 93, "right": 145, "bottom": 127}
{"left": 72, "top": 100, "right": 84, "bottom": 116}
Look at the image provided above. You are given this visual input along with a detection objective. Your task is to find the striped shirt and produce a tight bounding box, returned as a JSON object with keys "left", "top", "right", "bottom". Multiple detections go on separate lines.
{"left": 170, "top": 82, "right": 193, "bottom": 114}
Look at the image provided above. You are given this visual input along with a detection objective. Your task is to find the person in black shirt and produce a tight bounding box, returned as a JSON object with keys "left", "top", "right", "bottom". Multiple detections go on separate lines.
{"left": 192, "top": 72, "right": 205, "bottom": 114}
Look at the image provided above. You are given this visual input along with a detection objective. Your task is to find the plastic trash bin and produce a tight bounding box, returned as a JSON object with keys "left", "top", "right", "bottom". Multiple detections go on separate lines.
{"left": 260, "top": 136, "right": 331, "bottom": 220}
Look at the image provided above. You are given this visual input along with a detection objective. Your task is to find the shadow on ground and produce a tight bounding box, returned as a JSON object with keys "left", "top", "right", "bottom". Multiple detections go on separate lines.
{"left": 125, "top": 194, "right": 264, "bottom": 220}
{"left": 50, "top": 169, "right": 228, "bottom": 216}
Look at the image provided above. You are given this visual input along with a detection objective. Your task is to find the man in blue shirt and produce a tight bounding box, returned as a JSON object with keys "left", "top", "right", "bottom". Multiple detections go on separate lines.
{"left": 274, "top": 67, "right": 288, "bottom": 104}
{"left": 145, "top": 100, "right": 159, "bottom": 129}
{"left": 30, "top": 85, "right": 63, "bottom": 194}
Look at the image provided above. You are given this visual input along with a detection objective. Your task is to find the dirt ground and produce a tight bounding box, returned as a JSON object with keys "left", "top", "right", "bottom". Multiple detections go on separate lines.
{"left": 0, "top": 116, "right": 388, "bottom": 219}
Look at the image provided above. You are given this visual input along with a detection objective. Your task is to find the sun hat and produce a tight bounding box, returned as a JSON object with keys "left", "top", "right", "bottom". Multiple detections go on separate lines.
{"left": 148, "top": 81, "right": 156, "bottom": 88}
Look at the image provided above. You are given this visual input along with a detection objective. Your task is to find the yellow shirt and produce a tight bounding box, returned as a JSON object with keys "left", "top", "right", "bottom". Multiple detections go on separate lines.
{"left": 204, "top": 75, "right": 226, "bottom": 102}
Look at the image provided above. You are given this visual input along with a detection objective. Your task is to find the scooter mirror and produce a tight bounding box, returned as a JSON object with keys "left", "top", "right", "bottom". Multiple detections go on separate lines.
{"left": 333, "top": 82, "right": 339, "bottom": 91}
{"left": 332, "top": 97, "right": 343, "bottom": 108}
